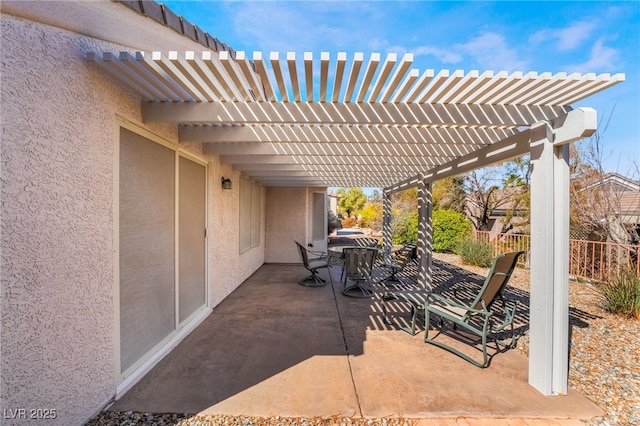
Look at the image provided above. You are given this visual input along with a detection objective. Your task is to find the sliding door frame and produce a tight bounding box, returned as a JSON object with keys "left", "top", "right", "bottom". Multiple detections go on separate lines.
{"left": 113, "top": 117, "right": 209, "bottom": 395}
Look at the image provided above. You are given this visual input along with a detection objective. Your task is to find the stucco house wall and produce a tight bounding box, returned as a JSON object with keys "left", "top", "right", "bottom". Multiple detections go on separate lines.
{"left": 265, "top": 187, "right": 308, "bottom": 263}
{"left": 1, "top": 13, "right": 266, "bottom": 425}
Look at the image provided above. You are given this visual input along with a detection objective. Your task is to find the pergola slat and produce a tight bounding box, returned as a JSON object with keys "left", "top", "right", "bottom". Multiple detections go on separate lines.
{"left": 270, "top": 52, "right": 289, "bottom": 102}
{"left": 173, "top": 51, "right": 219, "bottom": 102}
{"left": 320, "top": 52, "right": 330, "bottom": 102}
{"left": 367, "top": 53, "right": 397, "bottom": 102}
{"left": 417, "top": 69, "right": 449, "bottom": 103}
{"left": 286, "top": 52, "right": 301, "bottom": 102}
{"left": 117, "top": 52, "right": 179, "bottom": 101}
{"left": 253, "top": 52, "right": 277, "bottom": 101}
{"left": 344, "top": 52, "right": 364, "bottom": 103}
{"left": 356, "top": 53, "right": 380, "bottom": 103}
{"left": 437, "top": 70, "right": 479, "bottom": 104}
{"left": 236, "top": 51, "right": 265, "bottom": 101}
{"left": 200, "top": 50, "right": 243, "bottom": 101}
{"left": 219, "top": 51, "right": 254, "bottom": 101}
{"left": 304, "top": 52, "right": 313, "bottom": 102}
{"left": 380, "top": 53, "right": 414, "bottom": 103}
{"left": 135, "top": 51, "right": 195, "bottom": 101}
{"left": 428, "top": 69, "right": 464, "bottom": 103}
{"left": 331, "top": 52, "right": 347, "bottom": 102}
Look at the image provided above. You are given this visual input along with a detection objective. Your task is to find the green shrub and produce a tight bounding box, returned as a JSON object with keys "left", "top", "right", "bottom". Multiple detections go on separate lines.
{"left": 432, "top": 209, "right": 472, "bottom": 252}
{"left": 594, "top": 267, "right": 640, "bottom": 319}
{"left": 328, "top": 209, "right": 341, "bottom": 234}
{"left": 455, "top": 237, "right": 494, "bottom": 267}
{"left": 391, "top": 210, "right": 418, "bottom": 245}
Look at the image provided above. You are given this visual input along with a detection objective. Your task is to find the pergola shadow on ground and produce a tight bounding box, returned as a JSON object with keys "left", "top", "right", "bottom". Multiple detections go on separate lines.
{"left": 110, "top": 260, "right": 601, "bottom": 420}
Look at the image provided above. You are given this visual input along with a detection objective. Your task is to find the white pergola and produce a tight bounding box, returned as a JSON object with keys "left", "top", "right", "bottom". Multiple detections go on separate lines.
{"left": 88, "top": 49, "right": 624, "bottom": 395}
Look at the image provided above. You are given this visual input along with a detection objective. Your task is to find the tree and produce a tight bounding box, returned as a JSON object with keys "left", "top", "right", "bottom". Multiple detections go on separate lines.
{"left": 500, "top": 156, "right": 531, "bottom": 233}
{"left": 432, "top": 176, "right": 466, "bottom": 212}
{"left": 461, "top": 157, "right": 530, "bottom": 232}
{"left": 336, "top": 187, "right": 367, "bottom": 218}
{"left": 359, "top": 201, "right": 383, "bottom": 231}
{"left": 369, "top": 189, "right": 382, "bottom": 202}
{"left": 569, "top": 110, "right": 639, "bottom": 245}
{"left": 463, "top": 167, "right": 509, "bottom": 231}
{"left": 392, "top": 187, "right": 418, "bottom": 211}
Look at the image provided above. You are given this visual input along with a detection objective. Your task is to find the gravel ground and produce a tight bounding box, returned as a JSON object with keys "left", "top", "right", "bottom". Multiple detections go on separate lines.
{"left": 86, "top": 413, "right": 417, "bottom": 426}
{"left": 87, "top": 251, "right": 638, "bottom": 426}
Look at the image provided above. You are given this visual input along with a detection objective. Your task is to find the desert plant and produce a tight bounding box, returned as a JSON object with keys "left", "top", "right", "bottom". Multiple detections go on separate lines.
{"left": 593, "top": 266, "right": 640, "bottom": 319}
{"left": 341, "top": 216, "right": 358, "bottom": 229}
{"left": 455, "top": 237, "right": 494, "bottom": 267}
{"left": 432, "top": 209, "right": 472, "bottom": 252}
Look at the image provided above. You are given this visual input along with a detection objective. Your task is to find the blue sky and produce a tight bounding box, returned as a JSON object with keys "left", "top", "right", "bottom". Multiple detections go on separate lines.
{"left": 163, "top": 0, "right": 639, "bottom": 176}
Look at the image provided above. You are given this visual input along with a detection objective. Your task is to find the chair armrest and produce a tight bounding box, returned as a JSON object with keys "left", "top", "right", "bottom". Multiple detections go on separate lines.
{"left": 426, "top": 293, "right": 491, "bottom": 317}
{"left": 307, "top": 248, "right": 328, "bottom": 259}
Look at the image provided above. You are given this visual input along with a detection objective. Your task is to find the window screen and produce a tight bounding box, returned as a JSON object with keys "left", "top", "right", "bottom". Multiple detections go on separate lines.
{"left": 119, "top": 128, "right": 176, "bottom": 372}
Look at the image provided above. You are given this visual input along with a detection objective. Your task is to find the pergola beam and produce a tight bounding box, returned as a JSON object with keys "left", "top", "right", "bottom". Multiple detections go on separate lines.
{"left": 180, "top": 124, "right": 514, "bottom": 146}
{"left": 383, "top": 123, "right": 545, "bottom": 194}
{"left": 204, "top": 141, "right": 465, "bottom": 158}
{"left": 144, "top": 101, "right": 570, "bottom": 127}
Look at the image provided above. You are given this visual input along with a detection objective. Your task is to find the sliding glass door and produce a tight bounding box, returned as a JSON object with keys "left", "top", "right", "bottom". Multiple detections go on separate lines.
{"left": 119, "top": 126, "right": 206, "bottom": 378}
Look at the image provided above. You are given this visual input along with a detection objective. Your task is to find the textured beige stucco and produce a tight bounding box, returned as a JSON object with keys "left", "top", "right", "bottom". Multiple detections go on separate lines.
{"left": 207, "top": 160, "right": 266, "bottom": 305}
{"left": 265, "top": 187, "right": 309, "bottom": 263}
{"left": 1, "top": 14, "right": 265, "bottom": 425}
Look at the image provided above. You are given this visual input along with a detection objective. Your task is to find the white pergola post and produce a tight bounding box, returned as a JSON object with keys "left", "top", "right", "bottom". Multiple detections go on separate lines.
{"left": 528, "top": 108, "right": 597, "bottom": 395}
{"left": 417, "top": 180, "right": 433, "bottom": 290}
{"left": 382, "top": 192, "right": 393, "bottom": 259}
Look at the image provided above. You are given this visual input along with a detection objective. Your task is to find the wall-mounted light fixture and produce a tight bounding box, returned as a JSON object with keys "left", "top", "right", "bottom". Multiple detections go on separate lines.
{"left": 221, "top": 177, "right": 232, "bottom": 190}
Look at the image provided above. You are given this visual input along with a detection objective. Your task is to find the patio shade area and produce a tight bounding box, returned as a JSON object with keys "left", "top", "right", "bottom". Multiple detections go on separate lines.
{"left": 86, "top": 50, "right": 624, "bottom": 188}
{"left": 109, "top": 261, "right": 601, "bottom": 421}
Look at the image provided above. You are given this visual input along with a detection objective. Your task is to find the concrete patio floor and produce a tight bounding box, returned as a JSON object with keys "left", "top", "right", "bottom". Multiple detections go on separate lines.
{"left": 109, "top": 260, "right": 602, "bottom": 424}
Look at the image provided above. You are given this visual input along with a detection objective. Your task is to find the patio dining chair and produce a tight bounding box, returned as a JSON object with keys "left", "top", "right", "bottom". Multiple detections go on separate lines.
{"left": 295, "top": 241, "right": 333, "bottom": 287}
{"left": 379, "top": 243, "right": 416, "bottom": 286}
{"left": 382, "top": 251, "right": 524, "bottom": 368}
{"left": 341, "top": 246, "right": 377, "bottom": 298}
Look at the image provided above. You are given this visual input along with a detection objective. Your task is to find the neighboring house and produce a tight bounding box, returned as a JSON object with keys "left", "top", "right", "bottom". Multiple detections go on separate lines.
{"left": 466, "top": 172, "right": 640, "bottom": 242}
{"left": 574, "top": 172, "right": 640, "bottom": 243}
{"left": 581, "top": 172, "right": 639, "bottom": 193}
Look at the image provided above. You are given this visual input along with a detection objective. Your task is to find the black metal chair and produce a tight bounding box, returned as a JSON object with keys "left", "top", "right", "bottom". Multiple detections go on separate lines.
{"left": 295, "top": 241, "right": 333, "bottom": 287}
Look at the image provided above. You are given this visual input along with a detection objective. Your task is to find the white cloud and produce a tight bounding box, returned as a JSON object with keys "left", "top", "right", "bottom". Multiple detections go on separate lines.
{"left": 387, "top": 45, "right": 407, "bottom": 56}
{"left": 564, "top": 38, "right": 621, "bottom": 72}
{"left": 457, "top": 32, "right": 528, "bottom": 71}
{"left": 412, "top": 46, "right": 462, "bottom": 64}
{"left": 226, "top": 2, "right": 392, "bottom": 53}
{"left": 530, "top": 20, "right": 597, "bottom": 51}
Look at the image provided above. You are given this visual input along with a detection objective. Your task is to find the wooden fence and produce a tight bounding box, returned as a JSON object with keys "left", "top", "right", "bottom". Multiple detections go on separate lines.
{"left": 473, "top": 230, "right": 640, "bottom": 282}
